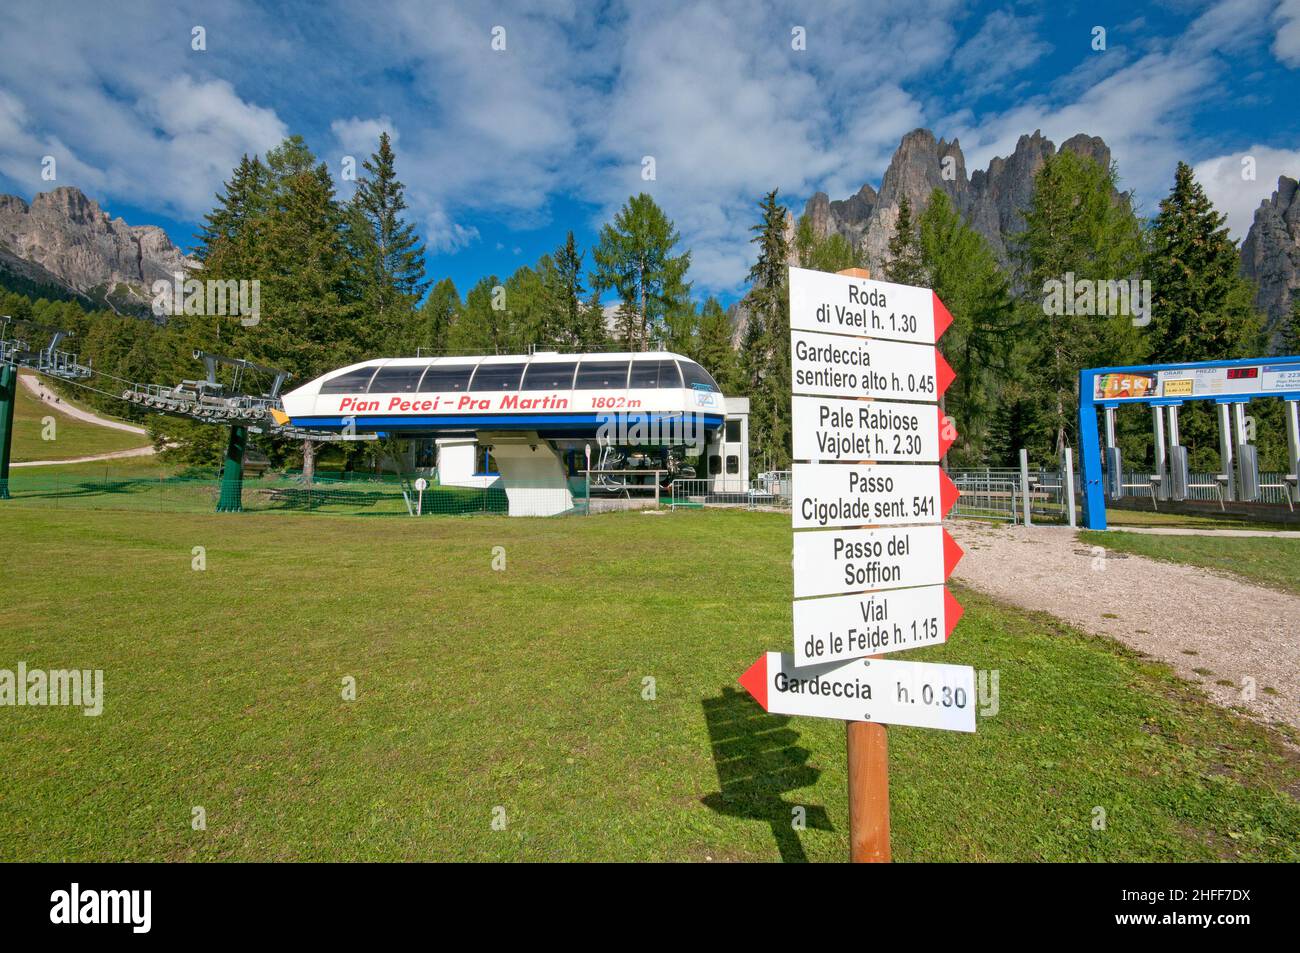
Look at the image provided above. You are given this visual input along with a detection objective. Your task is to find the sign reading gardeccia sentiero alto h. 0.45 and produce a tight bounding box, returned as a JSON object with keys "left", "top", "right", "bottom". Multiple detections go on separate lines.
{"left": 738, "top": 267, "right": 977, "bottom": 732}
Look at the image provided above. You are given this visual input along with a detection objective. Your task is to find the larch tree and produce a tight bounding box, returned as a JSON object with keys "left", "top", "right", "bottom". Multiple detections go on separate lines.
{"left": 591, "top": 193, "right": 691, "bottom": 350}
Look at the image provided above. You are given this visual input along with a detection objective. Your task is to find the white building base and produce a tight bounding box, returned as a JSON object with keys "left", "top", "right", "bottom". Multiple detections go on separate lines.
{"left": 479, "top": 431, "right": 574, "bottom": 516}
{"left": 435, "top": 437, "right": 500, "bottom": 489}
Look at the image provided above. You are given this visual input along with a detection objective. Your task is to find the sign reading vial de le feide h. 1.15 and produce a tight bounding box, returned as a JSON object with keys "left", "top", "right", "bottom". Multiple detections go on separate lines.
{"left": 738, "top": 652, "right": 976, "bottom": 732}
{"left": 792, "top": 585, "right": 963, "bottom": 666}
{"left": 791, "top": 330, "right": 956, "bottom": 402}
{"left": 788, "top": 265, "right": 954, "bottom": 346}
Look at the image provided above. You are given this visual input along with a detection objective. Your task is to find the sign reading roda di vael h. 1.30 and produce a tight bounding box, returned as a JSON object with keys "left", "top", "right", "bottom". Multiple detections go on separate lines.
{"left": 737, "top": 266, "right": 977, "bottom": 863}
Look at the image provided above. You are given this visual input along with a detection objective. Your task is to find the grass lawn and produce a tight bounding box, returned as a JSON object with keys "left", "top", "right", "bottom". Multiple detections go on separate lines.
{"left": 10, "top": 455, "right": 170, "bottom": 480}
{"left": 1106, "top": 507, "right": 1300, "bottom": 533}
{"left": 1, "top": 507, "right": 1296, "bottom": 862}
{"left": 5, "top": 467, "right": 496, "bottom": 517}
{"left": 1079, "top": 530, "right": 1300, "bottom": 597}
{"left": 10, "top": 372, "right": 150, "bottom": 463}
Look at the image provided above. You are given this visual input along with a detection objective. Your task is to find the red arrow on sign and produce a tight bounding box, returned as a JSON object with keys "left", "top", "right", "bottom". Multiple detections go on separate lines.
{"left": 943, "top": 587, "right": 964, "bottom": 637}
{"left": 939, "top": 470, "right": 960, "bottom": 517}
{"left": 943, "top": 529, "right": 964, "bottom": 578}
{"left": 935, "top": 351, "right": 956, "bottom": 398}
{"left": 738, "top": 654, "right": 770, "bottom": 711}
{"left": 932, "top": 293, "right": 953, "bottom": 342}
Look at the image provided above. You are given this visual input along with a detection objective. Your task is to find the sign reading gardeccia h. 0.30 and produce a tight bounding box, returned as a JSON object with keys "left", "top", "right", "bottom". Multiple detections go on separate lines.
{"left": 738, "top": 267, "right": 977, "bottom": 729}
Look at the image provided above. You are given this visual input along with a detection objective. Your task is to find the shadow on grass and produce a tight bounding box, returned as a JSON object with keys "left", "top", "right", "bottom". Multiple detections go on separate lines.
{"left": 700, "top": 686, "right": 833, "bottom": 863}
{"left": 10, "top": 478, "right": 157, "bottom": 501}
{"left": 9, "top": 478, "right": 513, "bottom": 517}
{"left": 258, "top": 486, "right": 394, "bottom": 511}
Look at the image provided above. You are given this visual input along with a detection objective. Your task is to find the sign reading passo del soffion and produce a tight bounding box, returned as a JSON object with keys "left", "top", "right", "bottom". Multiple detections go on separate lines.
{"left": 788, "top": 266, "right": 954, "bottom": 346}
{"left": 739, "top": 266, "right": 975, "bottom": 754}
{"left": 792, "top": 524, "right": 963, "bottom": 599}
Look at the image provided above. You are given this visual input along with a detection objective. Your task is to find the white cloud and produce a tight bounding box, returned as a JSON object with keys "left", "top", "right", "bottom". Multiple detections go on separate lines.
{"left": 424, "top": 204, "right": 480, "bottom": 254}
{"left": 947, "top": 0, "right": 1275, "bottom": 216}
{"left": 0, "top": 89, "right": 110, "bottom": 196}
{"left": 1275, "top": 0, "right": 1300, "bottom": 66}
{"left": 0, "top": 0, "right": 1288, "bottom": 293}
{"left": 951, "top": 11, "right": 1052, "bottom": 96}
{"left": 1195, "top": 145, "right": 1300, "bottom": 237}
{"left": 142, "top": 77, "right": 288, "bottom": 216}
{"left": 331, "top": 116, "right": 400, "bottom": 153}
{"left": 574, "top": 0, "right": 955, "bottom": 291}
{"left": 0, "top": 2, "right": 288, "bottom": 221}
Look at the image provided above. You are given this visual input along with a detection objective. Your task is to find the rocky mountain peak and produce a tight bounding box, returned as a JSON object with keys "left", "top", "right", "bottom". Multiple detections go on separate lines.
{"left": 0, "top": 185, "right": 194, "bottom": 313}
{"left": 1241, "top": 175, "right": 1300, "bottom": 350}
{"left": 30, "top": 185, "right": 107, "bottom": 226}
{"left": 801, "top": 127, "right": 1125, "bottom": 270}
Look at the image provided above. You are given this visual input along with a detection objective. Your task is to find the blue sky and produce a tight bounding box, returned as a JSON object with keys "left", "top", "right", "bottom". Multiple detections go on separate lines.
{"left": 1, "top": 0, "right": 1298, "bottom": 308}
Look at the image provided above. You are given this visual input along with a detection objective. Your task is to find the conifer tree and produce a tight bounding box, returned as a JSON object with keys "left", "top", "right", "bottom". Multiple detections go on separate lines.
{"left": 550, "top": 231, "right": 586, "bottom": 346}
{"left": 417, "top": 278, "right": 460, "bottom": 354}
{"left": 1145, "top": 161, "right": 1264, "bottom": 363}
{"left": 744, "top": 190, "right": 792, "bottom": 471}
{"left": 254, "top": 139, "right": 361, "bottom": 378}
{"left": 447, "top": 276, "right": 507, "bottom": 354}
{"left": 1283, "top": 297, "right": 1300, "bottom": 355}
{"left": 591, "top": 193, "right": 690, "bottom": 350}
{"left": 577, "top": 290, "right": 609, "bottom": 350}
{"left": 793, "top": 214, "right": 862, "bottom": 272}
{"left": 350, "top": 132, "right": 427, "bottom": 352}
{"left": 885, "top": 196, "right": 926, "bottom": 287}
{"left": 917, "top": 190, "right": 1014, "bottom": 464}
{"left": 196, "top": 154, "right": 268, "bottom": 266}
{"left": 1012, "top": 151, "right": 1145, "bottom": 460}
{"left": 693, "top": 296, "right": 739, "bottom": 393}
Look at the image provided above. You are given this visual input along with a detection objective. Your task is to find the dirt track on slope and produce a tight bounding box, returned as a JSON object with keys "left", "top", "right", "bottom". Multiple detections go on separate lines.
{"left": 950, "top": 522, "right": 1300, "bottom": 733}
{"left": 19, "top": 371, "right": 147, "bottom": 434}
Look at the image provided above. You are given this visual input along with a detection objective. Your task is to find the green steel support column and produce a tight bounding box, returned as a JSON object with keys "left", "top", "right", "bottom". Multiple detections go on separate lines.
{"left": 0, "top": 364, "right": 17, "bottom": 500}
{"left": 216, "top": 425, "right": 248, "bottom": 513}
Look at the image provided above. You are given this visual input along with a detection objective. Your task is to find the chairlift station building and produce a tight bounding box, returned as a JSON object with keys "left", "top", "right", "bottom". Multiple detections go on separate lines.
{"left": 280, "top": 350, "right": 750, "bottom": 515}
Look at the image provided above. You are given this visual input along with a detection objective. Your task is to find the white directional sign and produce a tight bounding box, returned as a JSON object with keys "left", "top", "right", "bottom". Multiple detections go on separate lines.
{"left": 791, "top": 330, "right": 954, "bottom": 403}
{"left": 793, "top": 524, "right": 963, "bottom": 599}
{"left": 738, "top": 652, "right": 976, "bottom": 732}
{"left": 793, "top": 585, "right": 963, "bottom": 666}
{"left": 788, "top": 266, "right": 953, "bottom": 346}
{"left": 792, "top": 462, "right": 959, "bottom": 529}
{"left": 739, "top": 264, "right": 976, "bottom": 764}
{"left": 792, "top": 395, "right": 954, "bottom": 463}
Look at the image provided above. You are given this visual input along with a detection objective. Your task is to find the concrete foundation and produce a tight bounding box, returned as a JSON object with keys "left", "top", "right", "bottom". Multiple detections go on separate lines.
{"left": 479, "top": 431, "right": 574, "bottom": 516}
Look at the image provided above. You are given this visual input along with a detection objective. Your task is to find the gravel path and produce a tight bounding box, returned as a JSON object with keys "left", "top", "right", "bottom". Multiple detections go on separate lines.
{"left": 19, "top": 372, "right": 147, "bottom": 434}
{"left": 950, "top": 522, "right": 1300, "bottom": 732}
{"left": 11, "top": 445, "right": 156, "bottom": 467}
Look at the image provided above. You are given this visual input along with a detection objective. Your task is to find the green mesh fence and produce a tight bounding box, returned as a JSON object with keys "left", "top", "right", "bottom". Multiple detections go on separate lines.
{"left": 4, "top": 469, "right": 512, "bottom": 517}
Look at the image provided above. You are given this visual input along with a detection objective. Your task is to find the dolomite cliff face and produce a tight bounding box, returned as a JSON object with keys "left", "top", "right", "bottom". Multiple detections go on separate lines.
{"left": 1240, "top": 175, "right": 1300, "bottom": 351}
{"left": 0, "top": 186, "right": 193, "bottom": 311}
{"left": 801, "top": 127, "right": 1114, "bottom": 269}
{"left": 728, "top": 128, "right": 1116, "bottom": 348}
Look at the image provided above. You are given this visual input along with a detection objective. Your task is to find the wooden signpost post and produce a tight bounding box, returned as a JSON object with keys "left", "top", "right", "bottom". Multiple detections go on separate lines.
{"left": 738, "top": 266, "right": 974, "bottom": 863}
